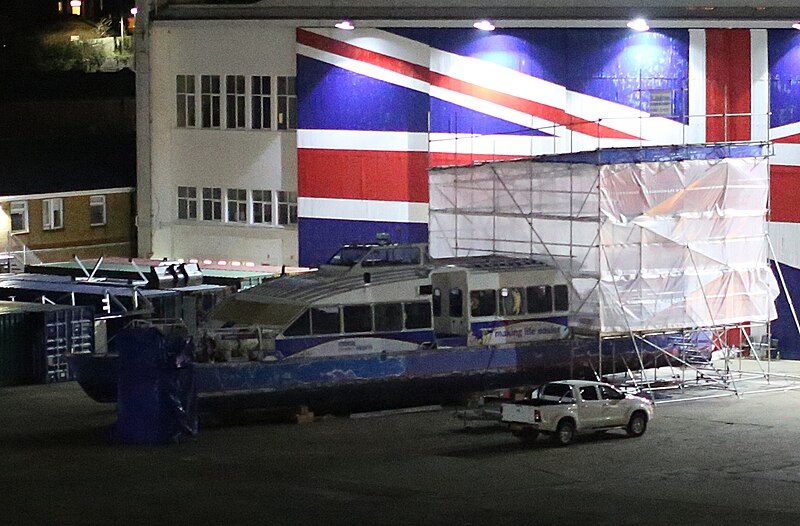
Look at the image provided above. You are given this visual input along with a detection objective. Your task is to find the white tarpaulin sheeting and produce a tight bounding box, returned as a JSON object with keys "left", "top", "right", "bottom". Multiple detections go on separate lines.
{"left": 429, "top": 151, "right": 778, "bottom": 334}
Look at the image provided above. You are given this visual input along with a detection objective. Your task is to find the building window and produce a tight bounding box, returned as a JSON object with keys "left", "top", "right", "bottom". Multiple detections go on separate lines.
{"left": 9, "top": 201, "right": 28, "bottom": 233}
{"left": 226, "top": 75, "right": 246, "bottom": 129}
{"left": 252, "top": 190, "right": 272, "bottom": 224}
{"left": 42, "top": 198, "right": 64, "bottom": 231}
{"left": 277, "top": 76, "right": 297, "bottom": 130}
{"left": 200, "top": 75, "right": 221, "bottom": 128}
{"left": 251, "top": 76, "right": 271, "bottom": 130}
{"left": 277, "top": 191, "right": 297, "bottom": 225}
{"left": 89, "top": 195, "right": 107, "bottom": 226}
{"left": 202, "top": 187, "right": 222, "bottom": 221}
{"left": 226, "top": 189, "right": 248, "bottom": 223}
{"left": 178, "top": 186, "right": 197, "bottom": 220}
{"left": 176, "top": 75, "right": 196, "bottom": 128}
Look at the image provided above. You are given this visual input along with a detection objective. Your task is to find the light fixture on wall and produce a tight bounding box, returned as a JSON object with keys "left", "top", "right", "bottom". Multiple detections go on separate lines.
{"left": 335, "top": 20, "right": 355, "bottom": 30}
{"left": 473, "top": 19, "right": 496, "bottom": 31}
{"left": 793, "top": 22, "right": 800, "bottom": 30}
{"left": 627, "top": 18, "right": 650, "bottom": 32}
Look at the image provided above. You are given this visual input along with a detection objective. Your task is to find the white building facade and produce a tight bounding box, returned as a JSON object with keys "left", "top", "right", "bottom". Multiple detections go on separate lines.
{"left": 137, "top": 15, "right": 299, "bottom": 265}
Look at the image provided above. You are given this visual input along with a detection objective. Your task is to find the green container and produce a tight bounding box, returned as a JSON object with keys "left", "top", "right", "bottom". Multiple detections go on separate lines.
{"left": 0, "top": 311, "right": 37, "bottom": 387}
{"left": 0, "top": 302, "right": 94, "bottom": 387}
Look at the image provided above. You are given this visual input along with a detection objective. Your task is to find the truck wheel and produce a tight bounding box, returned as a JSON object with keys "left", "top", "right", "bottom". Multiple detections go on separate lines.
{"left": 553, "top": 419, "right": 575, "bottom": 446}
{"left": 512, "top": 428, "right": 539, "bottom": 443}
{"left": 626, "top": 412, "right": 648, "bottom": 437}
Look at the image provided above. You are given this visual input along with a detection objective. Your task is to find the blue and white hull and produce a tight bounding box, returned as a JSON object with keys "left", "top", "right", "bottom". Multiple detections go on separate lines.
{"left": 69, "top": 335, "right": 669, "bottom": 413}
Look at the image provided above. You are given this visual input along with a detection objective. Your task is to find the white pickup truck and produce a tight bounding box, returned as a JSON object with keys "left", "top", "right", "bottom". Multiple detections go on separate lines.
{"left": 501, "top": 380, "right": 654, "bottom": 446}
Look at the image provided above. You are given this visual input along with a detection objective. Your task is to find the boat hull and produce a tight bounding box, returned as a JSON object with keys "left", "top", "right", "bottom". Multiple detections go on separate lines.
{"left": 69, "top": 336, "right": 670, "bottom": 413}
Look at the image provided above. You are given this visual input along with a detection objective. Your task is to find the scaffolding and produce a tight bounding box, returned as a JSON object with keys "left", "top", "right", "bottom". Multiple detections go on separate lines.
{"left": 429, "top": 141, "right": 785, "bottom": 398}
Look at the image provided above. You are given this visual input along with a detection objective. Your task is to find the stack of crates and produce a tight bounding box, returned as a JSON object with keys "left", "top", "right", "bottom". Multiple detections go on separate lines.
{"left": 0, "top": 301, "right": 94, "bottom": 387}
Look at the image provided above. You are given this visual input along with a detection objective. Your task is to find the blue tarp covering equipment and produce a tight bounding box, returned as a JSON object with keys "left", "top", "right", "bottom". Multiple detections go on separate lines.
{"left": 115, "top": 327, "right": 198, "bottom": 444}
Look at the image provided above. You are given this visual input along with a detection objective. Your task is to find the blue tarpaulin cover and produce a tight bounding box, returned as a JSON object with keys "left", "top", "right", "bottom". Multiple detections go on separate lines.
{"left": 115, "top": 327, "right": 198, "bottom": 445}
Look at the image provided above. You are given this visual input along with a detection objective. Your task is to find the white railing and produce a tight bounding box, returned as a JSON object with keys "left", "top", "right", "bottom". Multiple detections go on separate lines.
{"left": 2, "top": 233, "right": 42, "bottom": 273}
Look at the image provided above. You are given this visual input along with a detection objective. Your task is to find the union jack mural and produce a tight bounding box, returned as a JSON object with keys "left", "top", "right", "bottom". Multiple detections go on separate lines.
{"left": 296, "top": 30, "right": 797, "bottom": 245}
{"left": 296, "top": 27, "right": 697, "bottom": 265}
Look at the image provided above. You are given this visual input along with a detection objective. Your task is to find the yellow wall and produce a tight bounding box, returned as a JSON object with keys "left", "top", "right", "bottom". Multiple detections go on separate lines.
{"left": 1, "top": 192, "right": 135, "bottom": 262}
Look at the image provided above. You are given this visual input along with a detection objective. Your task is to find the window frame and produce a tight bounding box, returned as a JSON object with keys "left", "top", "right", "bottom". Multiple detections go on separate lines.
{"left": 470, "top": 289, "right": 497, "bottom": 318}
{"left": 251, "top": 189, "right": 273, "bottom": 225}
{"left": 42, "top": 197, "right": 64, "bottom": 231}
{"left": 201, "top": 187, "right": 223, "bottom": 222}
{"left": 310, "top": 306, "right": 341, "bottom": 335}
{"left": 527, "top": 285, "right": 553, "bottom": 314}
{"left": 226, "top": 188, "right": 248, "bottom": 223}
{"left": 277, "top": 190, "right": 298, "bottom": 225}
{"left": 343, "top": 304, "right": 373, "bottom": 334}
{"left": 448, "top": 288, "right": 463, "bottom": 318}
{"left": 9, "top": 201, "right": 29, "bottom": 233}
{"left": 200, "top": 74, "right": 221, "bottom": 129}
{"left": 404, "top": 302, "right": 432, "bottom": 330}
{"left": 499, "top": 287, "right": 525, "bottom": 316}
{"left": 276, "top": 75, "right": 297, "bottom": 130}
{"left": 178, "top": 186, "right": 198, "bottom": 220}
{"left": 89, "top": 195, "right": 107, "bottom": 227}
{"left": 225, "top": 74, "right": 246, "bottom": 129}
{"left": 251, "top": 75, "right": 272, "bottom": 130}
{"left": 176, "top": 74, "right": 197, "bottom": 128}
{"left": 554, "top": 284, "right": 569, "bottom": 312}
{"left": 374, "top": 302, "right": 404, "bottom": 333}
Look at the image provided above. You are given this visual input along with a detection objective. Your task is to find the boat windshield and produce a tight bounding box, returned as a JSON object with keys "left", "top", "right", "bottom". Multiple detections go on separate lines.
{"left": 327, "top": 246, "right": 372, "bottom": 266}
{"left": 362, "top": 246, "right": 421, "bottom": 267}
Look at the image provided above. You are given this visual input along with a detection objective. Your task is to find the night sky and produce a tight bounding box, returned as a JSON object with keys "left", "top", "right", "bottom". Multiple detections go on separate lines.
{"left": 0, "top": 0, "right": 136, "bottom": 71}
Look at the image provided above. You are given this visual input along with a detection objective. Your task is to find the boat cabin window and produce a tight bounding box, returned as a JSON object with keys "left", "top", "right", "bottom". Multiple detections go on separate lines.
{"left": 374, "top": 303, "right": 403, "bottom": 332}
{"left": 327, "top": 246, "right": 371, "bottom": 266}
{"left": 361, "top": 246, "right": 422, "bottom": 267}
{"left": 343, "top": 304, "right": 372, "bottom": 333}
{"left": 527, "top": 285, "right": 552, "bottom": 314}
{"left": 404, "top": 302, "right": 432, "bottom": 329}
{"left": 449, "top": 288, "right": 463, "bottom": 317}
{"left": 500, "top": 287, "right": 524, "bottom": 316}
{"left": 432, "top": 288, "right": 442, "bottom": 316}
{"left": 470, "top": 289, "right": 496, "bottom": 317}
{"left": 284, "top": 310, "right": 311, "bottom": 337}
{"left": 311, "top": 307, "right": 340, "bottom": 335}
{"left": 554, "top": 284, "right": 569, "bottom": 311}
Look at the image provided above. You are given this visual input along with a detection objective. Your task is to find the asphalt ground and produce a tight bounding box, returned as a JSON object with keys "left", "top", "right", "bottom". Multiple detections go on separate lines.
{"left": 3, "top": 358, "right": 800, "bottom": 525}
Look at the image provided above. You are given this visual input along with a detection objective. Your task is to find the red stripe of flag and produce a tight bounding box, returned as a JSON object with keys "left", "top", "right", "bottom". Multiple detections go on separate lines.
{"left": 774, "top": 134, "right": 800, "bottom": 144}
{"left": 706, "top": 29, "right": 751, "bottom": 142}
{"left": 298, "top": 149, "right": 430, "bottom": 203}
{"left": 771, "top": 165, "right": 800, "bottom": 223}
{"left": 297, "top": 29, "right": 640, "bottom": 141}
